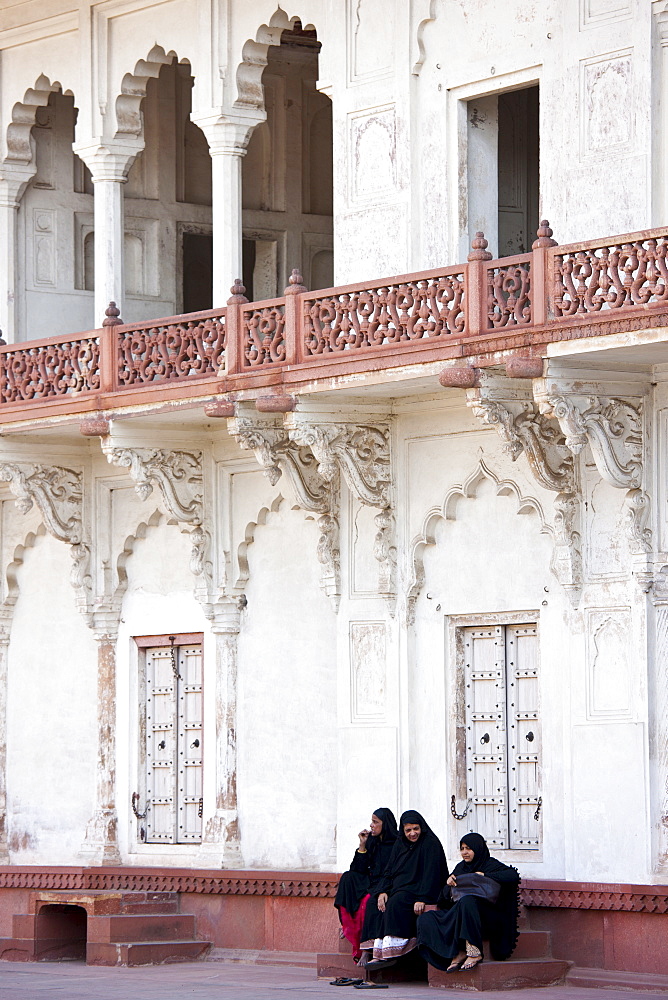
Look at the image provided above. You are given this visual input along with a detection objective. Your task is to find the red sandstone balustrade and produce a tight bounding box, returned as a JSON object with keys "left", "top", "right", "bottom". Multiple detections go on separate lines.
{"left": 3, "top": 223, "right": 668, "bottom": 414}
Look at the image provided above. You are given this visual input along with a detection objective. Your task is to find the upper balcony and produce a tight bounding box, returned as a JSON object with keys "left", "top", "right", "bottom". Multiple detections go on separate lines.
{"left": 2, "top": 222, "right": 667, "bottom": 429}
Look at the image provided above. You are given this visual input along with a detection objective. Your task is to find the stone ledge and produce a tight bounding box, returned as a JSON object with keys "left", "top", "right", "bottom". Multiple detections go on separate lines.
{"left": 567, "top": 966, "right": 668, "bottom": 993}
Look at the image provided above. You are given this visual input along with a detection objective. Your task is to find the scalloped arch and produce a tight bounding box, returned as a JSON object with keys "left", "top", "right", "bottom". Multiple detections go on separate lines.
{"left": 5, "top": 75, "right": 70, "bottom": 166}
{"left": 406, "top": 459, "right": 551, "bottom": 614}
{"left": 235, "top": 10, "right": 317, "bottom": 110}
{"left": 4, "top": 523, "right": 47, "bottom": 609}
{"left": 234, "top": 494, "right": 284, "bottom": 590}
{"left": 115, "top": 44, "right": 184, "bottom": 137}
{"left": 114, "top": 508, "right": 166, "bottom": 601}
{"left": 413, "top": 0, "right": 440, "bottom": 75}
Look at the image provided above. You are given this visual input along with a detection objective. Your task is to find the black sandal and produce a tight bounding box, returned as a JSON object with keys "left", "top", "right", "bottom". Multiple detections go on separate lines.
{"left": 330, "top": 978, "right": 364, "bottom": 986}
{"left": 353, "top": 983, "right": 389, "bottom": 989}
{"left": 446, "top": 957, "right": 466, "bottom": 973}
{"left": 461, "top": 955, "right": 483, "bottom": 972}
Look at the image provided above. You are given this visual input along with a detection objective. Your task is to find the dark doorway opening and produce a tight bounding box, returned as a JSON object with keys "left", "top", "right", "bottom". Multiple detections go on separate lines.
{"left": 182, "top": 231, "right": 213, "bottom": 313}
{"left": 498, "top": 86, "right": 539, "bottom": 255}
{"left": 35, "top": 904, "right": 87, "bottom": 961}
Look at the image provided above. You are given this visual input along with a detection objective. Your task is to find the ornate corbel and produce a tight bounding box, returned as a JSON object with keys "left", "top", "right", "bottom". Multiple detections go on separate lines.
{"left": 287, "top": 421, "right": 391, "bottom": 508}
{"left": 285, "top": 417, "right": 395, "bottom": 600}
{"left": 0, "top": 462, "right": 92, "bottom": 605}
{"left": 537, "top": 393, "right": 642, "bottom": 489}
{"left": 227, "top": 416, "right": 331, "bottom": 514}
{"left": 466, "top": 379, "right": 581, "bottom": 604}
{"left": 534, "top": 382, "right": 650, "bottom": 572}
{"left": 227, "top": 413, "right": 340, "bottom": 604}
{"left": 101, "top": 445, "right": 212, "bottom": 593}
{"left": 102, "top": 446, "right": 203, "bottom": 522}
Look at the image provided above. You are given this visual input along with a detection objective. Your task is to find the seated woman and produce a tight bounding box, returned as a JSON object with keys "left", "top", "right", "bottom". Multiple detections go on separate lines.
{"left": 417, "top": 832, "right": 520, "bottom": 972}
{"left": 334, "top": 808, "right": 398, "bottom": 962}
{"left": 364, "top": 810, "right": 448, "bottom": 966}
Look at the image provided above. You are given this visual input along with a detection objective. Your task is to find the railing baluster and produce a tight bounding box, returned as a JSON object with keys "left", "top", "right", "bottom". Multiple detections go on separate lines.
{"left": 284, "top": 269, "right": 306, "bottom": 367}
{"left": 225, "top": 279, "right": 247, "bottom": 376}
{"left": 531, "top": 220, "right": 558, "bottom": 327}
{"left": 466, "top": 232, "right": 492, "bottom": 337}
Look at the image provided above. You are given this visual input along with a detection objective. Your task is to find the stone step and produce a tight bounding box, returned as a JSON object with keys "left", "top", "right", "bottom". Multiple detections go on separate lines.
{"left": 428, "top": 957, "right": 571, "bottom": 991}
{"left": 317, "top": 951, "right": 360, "bottom": 980}
{"left": 567, "top": 966, "right": 668, "bottom": 993}
{"left": 87, "top": 913, "right": 196, "bottom": 943}
{"left": 507, "top": 931, "right": 551, "bottom": 960}
{"left": 87, "top": 939, "right": 211, "bottom": 966}
{"left": 208, "top": 948, "right": 317, "bottom": 968}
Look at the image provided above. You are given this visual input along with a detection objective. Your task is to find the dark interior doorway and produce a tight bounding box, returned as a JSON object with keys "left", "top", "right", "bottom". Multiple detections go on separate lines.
{"left": 182, "top": 232, "right": 213, "bottom": 313}
{"left": 35, "top": 904, "right": 87, "bottom": 961}
{"left": 498, "top": 86, "right": 539, "bottom": 256}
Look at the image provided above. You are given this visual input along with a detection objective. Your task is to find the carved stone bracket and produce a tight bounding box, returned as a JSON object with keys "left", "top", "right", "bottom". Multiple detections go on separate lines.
{"left": 0, "top": 462, "right": 92, "bottom": 606}
{"left": 286, "top": 421, "right": 391, "bottom": 509}
{"left": 285, "top": 417, "right": 395, "bottom": 600}
{"left": 227, "top": 413, "right": 340, "bottom": 604}
{"left": 534, "top": 388, "right": 642, "bottom": 490}
{"left": 102, "top": 445, "right": 211, "bottom": 593}
{"left": 534, "top": 381, "right": 650, "bottom": 576}
{"left": 227, "top": 416, "right": 331, "bottom": 514}
{"left": 466, "top": 378, "right": 581, "bottom": 604}
{"left": 102, "top": 447, "right": 203, "bottom": 522}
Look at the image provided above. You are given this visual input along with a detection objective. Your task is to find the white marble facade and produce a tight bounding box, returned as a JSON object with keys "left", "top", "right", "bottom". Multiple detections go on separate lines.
{"left": 0, "top": 0, "right": 666, "bottom": 888}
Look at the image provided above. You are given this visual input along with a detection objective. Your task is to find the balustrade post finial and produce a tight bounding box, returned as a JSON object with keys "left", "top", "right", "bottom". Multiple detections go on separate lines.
{"left": 227, "top": 279, "right": 248, "bottom": 305}
{"left": 102, "top": 301, "right": 122, "bottom": 327}
{"left": 285, "top": 268, "right": 307, "bottom": 295}
{"left": 468, "top": 232, "right": 492, "bottom": 262}
{"left": 533, "top": 219, "right": 558, "bottom": 249}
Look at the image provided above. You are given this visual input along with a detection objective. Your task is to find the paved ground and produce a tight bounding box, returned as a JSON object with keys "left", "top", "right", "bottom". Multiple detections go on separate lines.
{"left": 0, "top": 962, "right": 666, "bottom": 1000}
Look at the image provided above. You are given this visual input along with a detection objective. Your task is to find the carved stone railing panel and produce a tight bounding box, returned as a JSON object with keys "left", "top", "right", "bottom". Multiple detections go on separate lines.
{"left": 0, "top": 337, "right": 101, "bottom": 402}
{"left": 241, "top": 301, "right": 286, "bottom": 367}
{"left": 485, "top": 256, "right": 532, "bottom": 329}
{"left": 553, "top": 236, "right": 668, "bottom": 317}
{"left": 116, "top": 310, "right": 226, "bottom": 386}
{"left": 303, "top": 270, "right": 465, "bottom": 356}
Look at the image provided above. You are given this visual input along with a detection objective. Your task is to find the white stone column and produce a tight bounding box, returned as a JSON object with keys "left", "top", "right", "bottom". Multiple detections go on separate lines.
{"left": 194, "top": 115, "right": 264, "bottom": 305}
{"left": 0, "top": 169, "right": 33, "bottom": 342}
{"left": 197, "top": 602, "right": 243, "bottom": 867}
{"left": 73, "top": 142, "right": 142, "bottom": 326}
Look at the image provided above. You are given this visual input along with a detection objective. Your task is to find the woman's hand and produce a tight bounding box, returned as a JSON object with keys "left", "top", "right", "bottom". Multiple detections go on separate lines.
{"left": 377, "top": 893, "right": 388, "bottom": 912}
{"left": 446, "top": 874, "right": 457, "bottom": 886}
{"left": 414, "top": 901, "right": 425, "bottom": 915}
{"left": 358, "top": 829, "right": 370, "bottom": 850}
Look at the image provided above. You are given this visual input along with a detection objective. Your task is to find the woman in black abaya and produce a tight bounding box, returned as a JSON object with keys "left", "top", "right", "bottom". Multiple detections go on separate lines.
{"left": 364, "top": 810, "right": 448, "bottom": 964}
{"left": 417, "top": 832, "right": 520, "bottom": 972}
{"left": 334, "top": 808, "right": 398, "bottom": 962}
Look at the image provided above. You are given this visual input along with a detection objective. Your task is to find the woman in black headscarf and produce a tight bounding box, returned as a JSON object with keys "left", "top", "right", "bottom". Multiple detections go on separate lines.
{"left": 334, "top": 808, "right": 398, "bottom": 962}
{"left": 417, "top": 832, "right": 520, "bottom": 972}
{"left": 364, "top": 810, "right": 448, "bottom": 965}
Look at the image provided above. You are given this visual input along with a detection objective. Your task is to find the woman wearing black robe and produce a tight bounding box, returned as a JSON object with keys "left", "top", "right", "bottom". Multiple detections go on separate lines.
{"left": 364, "top": 810, "right": 448, "bottom": 964}
{"left": 417, "top": 832, "right": 520, "bottom": 972}
{"left": 334, "top": 808, "right": 398, "bottom": 961}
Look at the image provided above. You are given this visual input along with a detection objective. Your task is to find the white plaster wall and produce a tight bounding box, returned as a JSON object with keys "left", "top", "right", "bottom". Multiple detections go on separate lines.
{"left": 115, "top": 517, "right": 209, "bottom": 864}
{"left": 236, "top": 500, "right": 337, "bottom": 869}
{"left": 6, "top": 531, "right": 97, "bottom": 862}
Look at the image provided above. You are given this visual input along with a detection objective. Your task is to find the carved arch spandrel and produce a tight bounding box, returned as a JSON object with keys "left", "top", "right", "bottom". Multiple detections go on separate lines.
{"left": 405, "top": 460, "right": 552, "bottom": 625}
{"left": 114, "top": 508, "right": 166, "bottom": 605}
{"left": 413, "top": 0, "right": 440, "bottom": 74}
{"left": 234, "top": 494, "right": 283, "bottom": 592}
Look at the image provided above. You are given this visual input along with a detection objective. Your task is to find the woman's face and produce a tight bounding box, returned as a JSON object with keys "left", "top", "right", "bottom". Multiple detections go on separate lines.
{"left": 460, "top": 843, "right": 475, "bottom": 863}
{"left": 403, "top": 823, "right": 421, "bottom": 842}
{"left": 370, "top": 814, "right": 383, "bottom": 836}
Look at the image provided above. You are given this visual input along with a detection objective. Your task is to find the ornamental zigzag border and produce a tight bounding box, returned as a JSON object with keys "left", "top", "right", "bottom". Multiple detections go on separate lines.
{"left": 0, "top": 871, "right": 666, "bottom": 910}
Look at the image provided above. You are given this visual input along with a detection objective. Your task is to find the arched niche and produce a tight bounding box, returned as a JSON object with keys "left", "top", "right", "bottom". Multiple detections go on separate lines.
{"left": 239, "top": 13, "right": 333, "bottom": 297}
